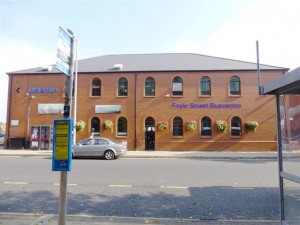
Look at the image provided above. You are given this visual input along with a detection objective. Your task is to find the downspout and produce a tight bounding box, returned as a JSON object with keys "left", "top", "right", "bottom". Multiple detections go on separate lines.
{"left": 134, "top": 73, "right": 137, "bottom": 150}
{"left": 256, "top": 40, "right": 263, "bottom": 95}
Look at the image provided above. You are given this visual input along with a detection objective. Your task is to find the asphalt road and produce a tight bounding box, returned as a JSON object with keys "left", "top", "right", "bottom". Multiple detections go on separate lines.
{"left": 0, "top": 156, "right": 280, "bottom": 224}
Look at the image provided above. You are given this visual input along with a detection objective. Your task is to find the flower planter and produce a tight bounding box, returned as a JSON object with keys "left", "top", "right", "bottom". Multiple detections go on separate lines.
{"left": 158, "top": 121, "right": 168, "bottom": 131}
{"left": 186, "top": 120, "right": 197, "bottom": 131}
{"left": 215, "top": 120, "right": 228, "bottom": 133}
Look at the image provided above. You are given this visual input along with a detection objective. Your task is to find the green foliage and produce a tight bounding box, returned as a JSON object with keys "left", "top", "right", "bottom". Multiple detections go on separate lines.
{"left": 216, "top": 120, "right": 228, "bottom": 133}
{"left": 186, "top": 120, "right": 197, "bottom": 131}
{"left": 75, "top": 120, "right": 86, "bottom": 133}
{"left": 158, "top": 121, "right": 168, "bottom": 131}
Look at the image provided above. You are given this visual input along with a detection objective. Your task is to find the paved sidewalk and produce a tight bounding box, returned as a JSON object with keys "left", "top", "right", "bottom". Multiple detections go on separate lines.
{"left": 0, "top": 147, "right": 299, "bottom": 159}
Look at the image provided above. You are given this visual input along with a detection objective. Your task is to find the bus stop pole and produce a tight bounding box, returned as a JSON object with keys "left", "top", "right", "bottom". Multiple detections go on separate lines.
{"left": 58, "top": 31, "right": 75, "bottom": 225}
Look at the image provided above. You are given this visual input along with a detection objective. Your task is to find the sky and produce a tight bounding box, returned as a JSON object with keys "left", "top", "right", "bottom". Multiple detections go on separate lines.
{"left": 0, "top": 0, "right": 300, "bottom": 123}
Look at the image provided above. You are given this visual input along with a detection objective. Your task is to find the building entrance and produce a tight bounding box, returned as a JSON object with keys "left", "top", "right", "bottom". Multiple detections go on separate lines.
{"left": 30, "top": 125, "right": 52, "bottom": 150}
{"left": 145, "top": 117, "right": 155, "bottom": 150}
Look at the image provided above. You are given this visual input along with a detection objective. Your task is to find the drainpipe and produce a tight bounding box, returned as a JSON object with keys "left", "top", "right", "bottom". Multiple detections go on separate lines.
{"left": 134, "top": 73, "right": 137, "bottom": 150}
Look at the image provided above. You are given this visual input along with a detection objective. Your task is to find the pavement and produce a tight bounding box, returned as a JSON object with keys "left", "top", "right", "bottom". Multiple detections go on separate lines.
{"left": 1, "top": 147, "right": 298, "bottom": 224}
{"left": 0, "top": 147, "right": 300, "bottom": 160}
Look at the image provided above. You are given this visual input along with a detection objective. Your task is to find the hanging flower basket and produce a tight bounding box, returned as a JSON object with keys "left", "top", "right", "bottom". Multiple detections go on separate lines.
{"left": 75, "top": 120, "right": 86, "bottom": 133}
{"left": 215, "top": 120, "right": 228, "bottom": 133}
{"left": 245, "top": 120, "right": 259, "bottom": 133}
{"left": 158, "top": 121, "right": 168, "bottom": 131}
{"left": 186, "top": 120, "right": 197, "bottom": 131}
{"left": 104, "top": 120, "right": 113, "bottom": 132}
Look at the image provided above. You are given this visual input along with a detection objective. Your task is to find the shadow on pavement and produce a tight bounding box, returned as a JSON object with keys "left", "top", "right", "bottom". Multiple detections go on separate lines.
{"left": 0, "top": 186, "right": 279, "bottom": 223}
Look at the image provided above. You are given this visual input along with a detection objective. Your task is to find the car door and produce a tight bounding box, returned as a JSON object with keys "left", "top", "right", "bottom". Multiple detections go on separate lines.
{"left": 92, "top": 138, "right": 108, "bottom": 156}
{"left": 74, "top": 139, "right": 94, "bottom": 156}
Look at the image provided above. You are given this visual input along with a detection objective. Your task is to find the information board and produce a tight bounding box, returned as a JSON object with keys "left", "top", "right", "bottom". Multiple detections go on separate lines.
{"left": 52, "top": 118, "right": 72, "bottom": 171}
{"left": 56, "top": 27, "right": 72, "bottom": 75}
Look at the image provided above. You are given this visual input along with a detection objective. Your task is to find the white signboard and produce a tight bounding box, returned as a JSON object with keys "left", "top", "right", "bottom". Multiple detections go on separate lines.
{"left": 56, "top": 27, "right": 72, "bottom": 75}
{"left": 38, "top": 103, "right": 64, "bottom": 114}
{"left": 11, "top": 120, "right": 19, "bottom": 126}
{"left": 95, "top": 105, "right": 121, "bottom": 114}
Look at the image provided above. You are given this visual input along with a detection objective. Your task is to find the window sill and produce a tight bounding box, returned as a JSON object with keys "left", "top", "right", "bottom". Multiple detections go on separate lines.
{"left": 116, "top": 135, "right": 128, "bottom": 138}
{"left": 231, "top": 136, "right": 243, "bottom": 139}
{"left": 172, "top": 136, "right": 184, "bottom": 139}
{"left": 144, "top": 95, "right": 155, "bottom": 98}
{"left": 201, "top": 135, "right": 212, "bottom": 139}
{"left": 199, "top": 95, "right": 212, "bottom": 98}
{"left": 228, "top": 95, "right": 241, "bottom": 98}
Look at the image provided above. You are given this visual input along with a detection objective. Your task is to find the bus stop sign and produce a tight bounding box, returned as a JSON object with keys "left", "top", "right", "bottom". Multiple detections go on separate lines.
{"left": 52, "top": 118, "right": 73, "bottom": 171}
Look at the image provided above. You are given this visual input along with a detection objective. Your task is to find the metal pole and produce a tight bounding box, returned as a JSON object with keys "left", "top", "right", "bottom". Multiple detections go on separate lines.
{"left": 256, "top": 40, "right": 262, "bottom": 95}
{"left": 58, "top": 171, "right": 67, "bottom": 224}
{"left": 276, "top": 94, "right": 285, "bottom": 224}
{"left": 27, "top": 98, "right": 31, "bottom": 139}
{"left": 73, "top": 38, "right": 78, "bottom": 144}
{"left": 58, "top": 30, "right": 75, "bottom": 225}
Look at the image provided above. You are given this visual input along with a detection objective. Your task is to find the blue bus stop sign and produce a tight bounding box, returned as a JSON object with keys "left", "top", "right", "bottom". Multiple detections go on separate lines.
{"left": 52, "top": 118, "right": 73, "bottom": 171}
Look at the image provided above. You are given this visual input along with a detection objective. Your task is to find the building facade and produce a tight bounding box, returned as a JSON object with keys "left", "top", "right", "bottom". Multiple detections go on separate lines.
{"left": 5, "top": 53, "right": 288, "bottom": 151}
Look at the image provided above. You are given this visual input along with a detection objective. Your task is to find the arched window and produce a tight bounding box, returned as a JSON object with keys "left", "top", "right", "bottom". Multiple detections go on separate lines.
{"left": 172, "top": 76, "right": 183, "bottom": 96}
{"left": 231, "top": 116, "right": 242, "bottom": 136}
{"left": 145, "top": 77, "right": 155, "bottom": 96}
{"left": 200, "top": 76, "right": 211, "bottom": 95}
{"left": 91, "top": 78, "right": 101, "bottom": 96}
{"left": 173, "top": 117, "right": 183, "bottom": 136}
{"left": 91, "top": 117, "right": 100, "bottom": 136}
{"left": 117, "top": 117, "right": 127, "bottom": 136}
{"left": 118, "top": 77, "right": 128, "bottom": 96}
{"left": 230, "top": 76, "right": 241, "bottom": 95}
{"left": 201, "top": 117, "right": 212, "bottom": 136}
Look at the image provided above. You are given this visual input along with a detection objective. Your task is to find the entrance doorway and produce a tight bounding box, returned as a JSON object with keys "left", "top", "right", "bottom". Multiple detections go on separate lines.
{"left": 30, "top": 125, "right": 52, "bottom": 150}
{"left": 145, "top": 117, "right": 155, "bottom": 150}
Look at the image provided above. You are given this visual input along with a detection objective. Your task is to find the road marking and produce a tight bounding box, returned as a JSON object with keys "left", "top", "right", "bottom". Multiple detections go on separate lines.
{"left": 109, "top": 184, "right": 132, "bottom": 188}
{"left": 3, "top": 181, "right": 28, "bottom": 185}
{"left": 53, "top": 183, "right": 77, "bottom": 186}
{"left": 234, "top": 187, "right": 254, "bottom": 190}
{"left": 160, "top": 186, "right": 189, "bottom": 189}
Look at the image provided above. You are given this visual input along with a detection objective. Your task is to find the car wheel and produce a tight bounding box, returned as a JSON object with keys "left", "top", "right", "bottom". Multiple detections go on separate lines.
{"left": 104, "top": 150, "right": 115, "bottom": 160}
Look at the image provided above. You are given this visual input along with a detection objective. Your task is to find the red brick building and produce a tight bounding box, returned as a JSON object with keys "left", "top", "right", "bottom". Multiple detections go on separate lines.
{"left": 6, "top": 53, "right": 288, "bottom": 151}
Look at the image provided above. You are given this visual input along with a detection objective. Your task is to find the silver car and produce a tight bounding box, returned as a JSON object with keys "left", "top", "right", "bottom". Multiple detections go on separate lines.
{"left": 72, "top": 137, "right": 127, "bottom": 160}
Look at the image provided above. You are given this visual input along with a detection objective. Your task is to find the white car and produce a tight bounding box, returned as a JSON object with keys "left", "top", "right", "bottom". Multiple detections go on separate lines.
{"left": 72, "top": 137, "right": 127, "bottom": 160}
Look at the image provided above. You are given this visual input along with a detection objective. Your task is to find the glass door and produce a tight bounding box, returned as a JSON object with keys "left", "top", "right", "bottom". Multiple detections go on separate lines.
{"left": 30, "top": 125, "right": 52, "bottom": 150}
